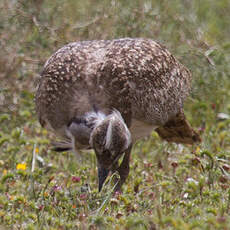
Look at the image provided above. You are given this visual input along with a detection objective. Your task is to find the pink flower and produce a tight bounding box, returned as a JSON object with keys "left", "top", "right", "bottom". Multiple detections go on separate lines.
{"left": 72, "top": 176, "right": 81, "bottom": 183}
{"left": 52, "top": 185, "right": 62, "bottom": 192}
{"left": 79, "top": 193, "right": 87, "bottom": 200}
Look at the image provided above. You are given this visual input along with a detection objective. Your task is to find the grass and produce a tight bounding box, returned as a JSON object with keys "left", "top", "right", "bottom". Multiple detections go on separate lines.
{"left": 0, "top": 0, "right": 230, "bottom": 229}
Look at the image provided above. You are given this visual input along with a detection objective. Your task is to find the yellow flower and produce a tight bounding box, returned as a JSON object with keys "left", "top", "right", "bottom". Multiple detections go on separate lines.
{"left": 43, "top": 192, "right": 49, "bottom": 197}
{"left": 195, "top": 146, "right": 201, "bottom": 154}
{"left": 3, "top": 169, "right": 7, "bottom": 175}
{"left": 16, "top": 163, "right": 27, "bottom": 170}
{"left": 35, "top": 148, "right": 39, "bottom": 153}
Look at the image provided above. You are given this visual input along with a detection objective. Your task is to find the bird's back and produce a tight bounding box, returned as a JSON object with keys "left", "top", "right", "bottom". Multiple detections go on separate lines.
{"left": 35, "top": 38, "right": 199, "bottom": 143}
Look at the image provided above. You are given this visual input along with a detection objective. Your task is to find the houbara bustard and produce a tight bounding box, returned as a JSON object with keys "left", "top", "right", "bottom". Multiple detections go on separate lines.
{"left": 35, "top": 38, "right": 201, "bottom": 192}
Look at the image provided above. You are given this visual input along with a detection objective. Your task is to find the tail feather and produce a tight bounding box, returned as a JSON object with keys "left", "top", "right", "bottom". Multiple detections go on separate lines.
{"left": 51, "top": 141, "right": 72, "bottom": 152}
{"left": 155, "top": 110, "right": 201, "bottom": 145}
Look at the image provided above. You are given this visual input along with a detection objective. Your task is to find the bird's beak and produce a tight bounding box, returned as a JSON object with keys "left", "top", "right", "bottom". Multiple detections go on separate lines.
{"left": 98, "top": 165, "right": 110, "bottom": 192}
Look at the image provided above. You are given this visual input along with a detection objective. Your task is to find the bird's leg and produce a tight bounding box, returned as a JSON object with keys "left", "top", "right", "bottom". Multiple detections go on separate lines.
{"left": 111, "top": 162, "right": 119, "bottom": 174}
{"left": 114, "top": 144, "right": 132, "bottom": 192}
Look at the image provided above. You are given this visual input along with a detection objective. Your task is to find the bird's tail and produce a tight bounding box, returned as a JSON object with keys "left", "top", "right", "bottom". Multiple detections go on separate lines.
{"left": 51, "top": 140, "right": 72, "bottom": 152}
{"left": 155, "top": 110, "right": 201, "bottom": 145}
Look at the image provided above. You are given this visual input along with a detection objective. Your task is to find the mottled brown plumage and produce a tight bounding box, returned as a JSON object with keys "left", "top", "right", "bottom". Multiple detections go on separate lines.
{"left": 35, "top": 38, "right": 201, "bottom": 191}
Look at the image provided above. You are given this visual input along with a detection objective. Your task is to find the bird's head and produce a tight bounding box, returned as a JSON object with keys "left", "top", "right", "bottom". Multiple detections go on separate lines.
{"left": 89, "top": 110, "right": 131, "bottom": 191}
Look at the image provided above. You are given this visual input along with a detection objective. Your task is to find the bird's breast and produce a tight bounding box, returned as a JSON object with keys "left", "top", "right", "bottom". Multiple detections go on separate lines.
{"left": 129, "top": 119, "right": 158, "bottom": 142}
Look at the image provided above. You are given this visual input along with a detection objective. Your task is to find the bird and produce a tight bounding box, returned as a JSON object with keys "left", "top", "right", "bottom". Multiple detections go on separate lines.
{"left": 35, "top": 38, "right": 201, "bottom": 192}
